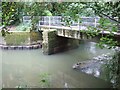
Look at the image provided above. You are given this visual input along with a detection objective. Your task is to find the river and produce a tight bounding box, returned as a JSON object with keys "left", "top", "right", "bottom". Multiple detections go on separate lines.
{"left": 1, "top": 40, "right": 115, "bottom": 88}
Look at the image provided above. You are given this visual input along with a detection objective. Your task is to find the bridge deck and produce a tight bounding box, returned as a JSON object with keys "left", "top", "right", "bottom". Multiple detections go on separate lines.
{"left": 39, "top": 25, "right": 87, "bottom": 30}
{"left": 39, "top": 25, "right": 120, "bottom": 36}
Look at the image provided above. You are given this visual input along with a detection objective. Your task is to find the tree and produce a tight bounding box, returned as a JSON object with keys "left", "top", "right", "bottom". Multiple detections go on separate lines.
{"left": 1, "top": 1, "right": 120, "bottom": 88}
{"left": 2, "top": 2, "right": 21, "bottom": 26}
{"left": 43, "top": 2, "right": 120, "bottom": 88}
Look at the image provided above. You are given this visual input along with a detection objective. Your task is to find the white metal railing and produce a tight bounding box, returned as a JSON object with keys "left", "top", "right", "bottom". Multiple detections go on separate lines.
{"left": 38, "top": 16, "right": 62, "bottom": 26}
{"left": 23, "top": 16, "right": 31, "bottom": 23}
{"left": 23, "top": 16, "right": 100, "bottom": 28}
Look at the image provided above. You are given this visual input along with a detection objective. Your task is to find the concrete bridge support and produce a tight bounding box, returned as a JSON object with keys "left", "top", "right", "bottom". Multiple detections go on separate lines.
{"left": 42, "top": 29, "right": 80, "bottom": 55}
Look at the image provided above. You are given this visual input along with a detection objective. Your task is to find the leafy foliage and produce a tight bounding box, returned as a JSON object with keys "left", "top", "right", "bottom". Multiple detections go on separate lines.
{"left": 96, "top": 18, "right": 118, "bottom": 48}
{"left": 2, "top": 2, "right": 21, "bottom": 26}
{"left": 102, "top": 52, "right": 120, "bottom": 88}
{"left": 1, "top": 1, "right": 120, "bottom": 88}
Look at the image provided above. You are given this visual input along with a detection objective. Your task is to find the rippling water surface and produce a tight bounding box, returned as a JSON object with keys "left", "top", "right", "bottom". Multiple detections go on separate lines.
{"left": 1, "top": 40, "right": 115, "bottom": 88}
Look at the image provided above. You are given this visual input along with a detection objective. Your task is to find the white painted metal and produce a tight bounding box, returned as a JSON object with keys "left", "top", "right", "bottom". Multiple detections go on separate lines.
{"left": 23, "top": 16, "right": 100, "bottom": 28}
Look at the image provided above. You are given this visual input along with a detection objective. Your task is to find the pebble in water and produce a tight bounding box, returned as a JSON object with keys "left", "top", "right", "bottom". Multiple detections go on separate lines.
{"left": 18, "top": 46, "right": 23, "bottom": 49}
{"left": 10, "top": 46, "right": 17, "bottom": 50}
{"left": 26, "top": 46, "right": 30, "bottom": 49}
{"left": 0, "top": 42, "right": 42, "bottom": 50}
{"left": 64, "top": 82, "right": 69, "bottom": 89}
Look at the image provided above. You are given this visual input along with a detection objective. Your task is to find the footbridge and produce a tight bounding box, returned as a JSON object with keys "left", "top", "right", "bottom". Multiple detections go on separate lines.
{"left": 23, "top": 16, "right": 120, "bottom": 54}
{"left": 40, "top": 28, "right": 119, "bottom": 55}
{"left": 39, "top": 25, "right": 120, "bottom": 40}
{"left": 36, "top": 16, "right": 119, "bottom": 39}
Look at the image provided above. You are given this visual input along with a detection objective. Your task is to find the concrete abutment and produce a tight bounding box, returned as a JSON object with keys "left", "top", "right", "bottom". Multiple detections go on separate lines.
{"left": 42, "top": 29, "right": 79, "bottom": 55}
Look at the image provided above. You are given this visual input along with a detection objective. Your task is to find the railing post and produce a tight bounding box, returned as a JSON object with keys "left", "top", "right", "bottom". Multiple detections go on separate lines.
{"left": 95, "top": 17, "right": 97, "bottom": 27}
{"left": 78, "top": 18, "right": 80, "bottom": 30}
{"left": 39, "top": 16, "right": 40, "bottom": 26}
{"left": 49, "top": 16, "right": 51, "bottom": 30}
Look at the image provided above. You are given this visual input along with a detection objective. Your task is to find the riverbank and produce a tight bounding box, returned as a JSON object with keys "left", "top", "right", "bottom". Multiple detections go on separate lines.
{"left": 73, "top": 47, "right": 120, "bottom": 88}
{"left": 73, "top": 53, "right": 113, "bottom": 77}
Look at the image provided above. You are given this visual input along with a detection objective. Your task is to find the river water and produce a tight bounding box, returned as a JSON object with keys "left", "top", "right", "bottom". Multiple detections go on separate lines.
{"left": 1, "top": 40, "right": 115, "bottom": 88}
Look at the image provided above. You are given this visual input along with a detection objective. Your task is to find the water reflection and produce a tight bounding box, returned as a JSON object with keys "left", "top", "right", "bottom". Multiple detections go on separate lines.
{"left": 89, "top": 42, "right": 96, "bottom": 54}
{"left": 2, "top": 41, "right": 114, "bottom": 88}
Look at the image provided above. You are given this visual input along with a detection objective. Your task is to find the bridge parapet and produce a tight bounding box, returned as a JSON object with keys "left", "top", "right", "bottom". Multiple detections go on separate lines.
{"left": 57, "top": 29, "right": 89, "bottom": 40}
{"left": 40, "top": 24, "right": 120, "bottom": 40}
{"left": 40, "top": 26, "right": 92, "bottom": 40}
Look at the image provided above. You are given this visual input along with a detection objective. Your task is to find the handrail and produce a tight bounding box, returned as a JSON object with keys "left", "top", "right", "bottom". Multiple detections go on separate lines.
{"left": 22, "top": 16, "right": 117, "bottom": 28}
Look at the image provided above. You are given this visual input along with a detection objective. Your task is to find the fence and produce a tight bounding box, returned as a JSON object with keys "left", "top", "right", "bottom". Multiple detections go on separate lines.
{"left": 23, "top": 16, "right": 100, "bottom": 27}
{"left": 23, "top": 16, "right": 31, "bottom": 23}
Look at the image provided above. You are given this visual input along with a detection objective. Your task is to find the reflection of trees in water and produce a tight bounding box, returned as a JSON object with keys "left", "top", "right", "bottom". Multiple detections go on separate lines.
{"left": 104, "top": 51, "right": 120, "bottom": 88}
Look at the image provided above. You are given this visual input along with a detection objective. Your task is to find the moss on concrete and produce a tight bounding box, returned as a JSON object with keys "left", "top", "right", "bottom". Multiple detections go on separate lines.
{"left": 42, "top": 29, "right": 80, "bottom": 55}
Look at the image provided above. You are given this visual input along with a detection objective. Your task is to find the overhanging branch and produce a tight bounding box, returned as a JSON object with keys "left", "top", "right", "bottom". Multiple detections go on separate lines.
{"left": 100, "top": 12, "right": 120, "bottom": 23}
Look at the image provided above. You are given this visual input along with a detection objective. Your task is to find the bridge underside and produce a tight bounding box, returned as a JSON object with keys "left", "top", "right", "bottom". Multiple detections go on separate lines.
{"left": 42, "top": 29, "right": 81, "bottom": 55}
{"left": 42, "top": 29, "right": 101, "bottom": 55}
{"left": 57, "top": 29, "right": 100, "bottom": 40}
{"left": 41, "top": 27, "right": 120, "bottom": 55}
